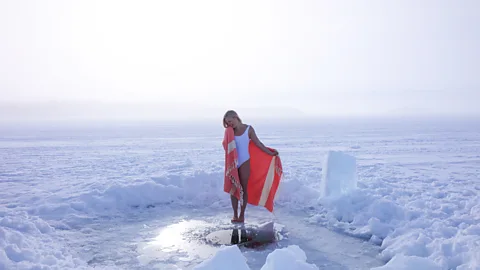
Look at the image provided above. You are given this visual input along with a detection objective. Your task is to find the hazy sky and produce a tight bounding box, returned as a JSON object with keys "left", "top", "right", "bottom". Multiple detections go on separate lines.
{"left": 1, "top": 0, "right": 479, "bottom": 121}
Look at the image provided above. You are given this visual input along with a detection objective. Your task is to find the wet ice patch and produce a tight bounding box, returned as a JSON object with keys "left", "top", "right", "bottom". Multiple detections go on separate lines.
{"left": 137, "top": 218, "right": 287, "bottom": 269}
{"left": 137, "top": 219, "right": 219, "bottom": 268}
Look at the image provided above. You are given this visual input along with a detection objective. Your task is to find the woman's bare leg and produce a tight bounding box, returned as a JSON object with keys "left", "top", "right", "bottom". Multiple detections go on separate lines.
{"left": 238, "top": 160, "right": 250, "bottom": 221}
{"left": 231, "top": 195, "right": 238, "bottom": 219}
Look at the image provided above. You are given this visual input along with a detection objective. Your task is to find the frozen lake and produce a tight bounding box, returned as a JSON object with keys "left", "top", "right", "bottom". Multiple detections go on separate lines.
{"left": 0, "top": 117, "right": 479, "bottom": 269}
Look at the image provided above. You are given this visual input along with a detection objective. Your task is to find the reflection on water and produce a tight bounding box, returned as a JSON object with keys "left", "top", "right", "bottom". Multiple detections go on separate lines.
{"left": 136, "top": 219, "right": 218, "bottom": 268}
{"left": 152, "top": 220, "right": 193, "bottom": 252}
{"left": 206, "top": 227, "right": 277, "bottom": 248}
{"left": 231, "top": 228, "right": 248, "bottom": 245}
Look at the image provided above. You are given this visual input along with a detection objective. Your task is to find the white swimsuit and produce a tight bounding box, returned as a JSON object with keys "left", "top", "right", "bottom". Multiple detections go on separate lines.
{"left": 234, "top": 125, "right": 250, "bottom": 168}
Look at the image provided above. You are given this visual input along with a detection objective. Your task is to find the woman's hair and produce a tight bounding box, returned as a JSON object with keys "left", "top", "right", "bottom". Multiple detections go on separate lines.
{"left": 223, "top": 110, "right": 242, "bottom": 128}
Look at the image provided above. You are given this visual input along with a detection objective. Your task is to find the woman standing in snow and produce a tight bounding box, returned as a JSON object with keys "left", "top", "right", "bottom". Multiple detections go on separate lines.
{"left": 223, "top": 110, "right": 278, "bottom": 223}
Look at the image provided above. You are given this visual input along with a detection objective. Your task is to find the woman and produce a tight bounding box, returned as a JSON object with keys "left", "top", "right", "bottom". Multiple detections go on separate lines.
{"left": 223, "top": 110, "right": 278, "bottom": 223}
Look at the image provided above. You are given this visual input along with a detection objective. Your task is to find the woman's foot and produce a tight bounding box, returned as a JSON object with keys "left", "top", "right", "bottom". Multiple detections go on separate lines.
{"left": 231, "top": 217, "right": 244, "bottom": 223}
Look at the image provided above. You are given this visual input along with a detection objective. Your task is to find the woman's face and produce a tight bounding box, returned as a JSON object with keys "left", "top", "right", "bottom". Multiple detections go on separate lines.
{"left": 225, "top": 116, "right": 239, "bottom": 128}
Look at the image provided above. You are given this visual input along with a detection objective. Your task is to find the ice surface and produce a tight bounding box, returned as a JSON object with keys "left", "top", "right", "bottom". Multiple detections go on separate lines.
{"left": 0, "top": 119, "right": 479, "bottom": 269}
{"left": 320, "top": 151, "right": 358, "bottom": 197}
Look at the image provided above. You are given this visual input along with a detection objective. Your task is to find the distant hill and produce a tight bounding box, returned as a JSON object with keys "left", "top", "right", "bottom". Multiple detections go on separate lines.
{"left": 0, "top": 101, "right": 308, "bottom": 123}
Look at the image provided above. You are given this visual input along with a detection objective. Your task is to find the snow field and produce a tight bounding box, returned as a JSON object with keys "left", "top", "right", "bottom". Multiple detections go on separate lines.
{"left": 1, "top": 120, "right": 479, "bottom": 269}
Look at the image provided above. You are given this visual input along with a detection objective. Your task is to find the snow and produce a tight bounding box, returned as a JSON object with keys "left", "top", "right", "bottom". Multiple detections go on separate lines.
{"left": 193, "top": 245, "right": 250, "bottom": 270}
{"left": 371, "top": 253, "right": 442, "bottom": 270}
{"left": 0, "top": 118, "right": 479, "bottom": 269}
{"left": 193, "top": 245, "right": 318, "bottom": 270}
{"left": 320, "top": 151, "right": 358, "bottom": 197}
{"left": 260, "top": 245, "right": 319, "bottom": 270}
{"left": 0, "top": 213, "right": 88, "bottom": 269}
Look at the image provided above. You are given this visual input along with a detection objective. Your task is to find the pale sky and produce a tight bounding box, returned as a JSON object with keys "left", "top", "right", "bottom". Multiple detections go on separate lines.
{"left": 1, "top": 0, "right": 479, "bottom": 121}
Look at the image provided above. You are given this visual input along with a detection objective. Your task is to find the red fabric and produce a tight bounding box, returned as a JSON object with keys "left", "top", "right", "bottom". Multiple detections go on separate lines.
{"left": 222, "top": 127, "right": 243, "bottom": 204}
{"left": 247, "top": 141, "right": 283, "bottom": 212}
{"left": 223, "top": 127, "right": 283, "bottom": 212}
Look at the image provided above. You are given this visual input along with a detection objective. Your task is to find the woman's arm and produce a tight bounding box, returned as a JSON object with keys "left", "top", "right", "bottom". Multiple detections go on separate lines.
{"left": 249, "top": 126, "right": 278, "bottom": 156}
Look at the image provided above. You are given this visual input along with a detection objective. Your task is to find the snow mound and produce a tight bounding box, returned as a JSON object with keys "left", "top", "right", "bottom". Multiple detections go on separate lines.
{"left": 260, "top": 245, "right": 319, "bottom": 270}
{"left": 311, "top": 170, "right": 480, "bottom": 270}
{"left": 320, "top": 151, "right": 357, "bottom": 197}
{"left": 0, "top": 212, "right": 89, "bottom": 270}
{"left": 193, "top": 245, "right": 249, "bottom": 270}
{"left": 371, "top": 254, "right": 441, "bottom": 270}
{"left": 32, "top": 171, "right": 229, "bottom": 217}
{"left": 194, "top": 245, "right": 318, "bottom": 270}
{"left": 23, "top": 170, "right": 228, "bottom": 224}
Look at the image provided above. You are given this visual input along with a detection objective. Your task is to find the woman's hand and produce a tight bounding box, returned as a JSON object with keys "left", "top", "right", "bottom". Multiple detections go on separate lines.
{"left": 269, "top": 149, "right": 279, "bottom": 156}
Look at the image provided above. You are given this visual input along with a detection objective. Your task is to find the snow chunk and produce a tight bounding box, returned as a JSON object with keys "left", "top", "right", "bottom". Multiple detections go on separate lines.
{"left": 320, "top": 151, "right": 357, "bottom": 197}
{"left": 261, "top": 245, "right": 319, "bottom": 270}
{"left": 194, "top": 245, "right": 318, "bottom": 270}
{"left": 193, "top": 245, "right": 249, "bottom": 270}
